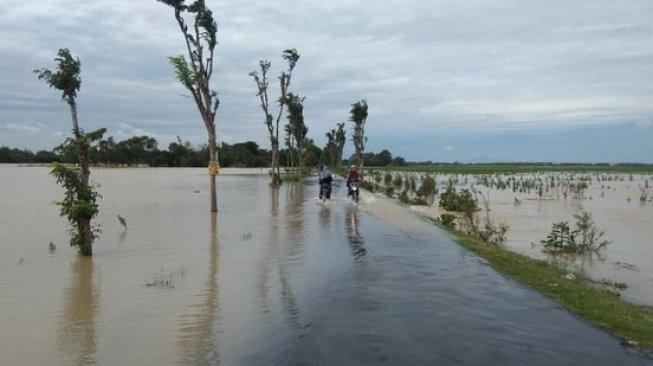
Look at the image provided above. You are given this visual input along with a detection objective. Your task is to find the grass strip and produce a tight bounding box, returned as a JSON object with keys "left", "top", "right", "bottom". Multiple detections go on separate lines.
{"left": 439, "top": 225, "right": 653, "bottom": 353}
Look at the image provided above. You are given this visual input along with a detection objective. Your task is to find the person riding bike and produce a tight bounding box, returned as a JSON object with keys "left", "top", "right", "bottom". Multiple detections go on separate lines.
{"left": 318, "top": 165, "right": 333, "bottom": 201}
{"left": 346, "top": 165, "right": 360, "bottom": 198}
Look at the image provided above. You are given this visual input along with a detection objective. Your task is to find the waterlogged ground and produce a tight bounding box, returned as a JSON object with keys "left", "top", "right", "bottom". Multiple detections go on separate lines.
{"left": 1, "top": 165, "right": 652, "bottom": 365}
{"left": 402, "top": 172, "right": 653, "bottom": 306}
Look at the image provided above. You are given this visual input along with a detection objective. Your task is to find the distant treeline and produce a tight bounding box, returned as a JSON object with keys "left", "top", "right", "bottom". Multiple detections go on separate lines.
{"left": 0, "top": 135, "right": 407, "bottom": 168}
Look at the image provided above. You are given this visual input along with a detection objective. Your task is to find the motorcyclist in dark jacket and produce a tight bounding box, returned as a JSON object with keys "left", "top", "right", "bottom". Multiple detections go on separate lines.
{"left": 318, "top": 165, "right": 333, "bottom": 200}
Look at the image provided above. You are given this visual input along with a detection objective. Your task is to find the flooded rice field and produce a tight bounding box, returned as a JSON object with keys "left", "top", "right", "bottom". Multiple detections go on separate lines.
{"left": 399, "top": 171, "right": 653, "bottom": 306}
{"left": 1, "top": 165, "right": 652, "bottom": 365}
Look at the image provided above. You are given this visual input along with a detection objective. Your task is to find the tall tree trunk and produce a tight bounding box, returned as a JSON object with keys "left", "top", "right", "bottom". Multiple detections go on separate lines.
{"left": 70, "top": 101, "right": 93, "bottom": 255}
{"left": 298, "top": 140, "right": 304, "bottom": 172}
{"left": 208, "top": 133, "right": 218, "bottom": 212}
{"left": 80, "top": 219, "right": 93, "bottom": 256}
{"left": 271, "top": 143, "right": 280, "bottom": 185}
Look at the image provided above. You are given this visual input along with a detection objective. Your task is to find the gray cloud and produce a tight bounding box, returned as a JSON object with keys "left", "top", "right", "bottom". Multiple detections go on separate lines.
{"left": 0, "top": 0, "right": 651, "bottom": 161}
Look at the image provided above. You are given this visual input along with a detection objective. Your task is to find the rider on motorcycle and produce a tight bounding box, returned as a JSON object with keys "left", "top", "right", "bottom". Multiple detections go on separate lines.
{"left": 318, "top": 164, "right": 333, "bottom": 201}
{"left": 346, "top": 165, "right": 360, "bottom": 197}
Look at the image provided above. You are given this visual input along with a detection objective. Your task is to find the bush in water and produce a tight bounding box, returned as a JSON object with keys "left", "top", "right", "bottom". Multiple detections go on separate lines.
{"left": 542, "top": 210, "right": 610, "bottom": 254}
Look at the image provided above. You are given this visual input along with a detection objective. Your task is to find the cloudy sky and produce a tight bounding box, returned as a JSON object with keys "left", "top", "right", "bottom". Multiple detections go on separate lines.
{"left": 1, "top": 0, "right": 652, "bottom": 163}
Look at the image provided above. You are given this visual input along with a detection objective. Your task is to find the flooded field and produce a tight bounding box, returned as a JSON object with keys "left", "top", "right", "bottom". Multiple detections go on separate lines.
{"left": 1, "top": 165, "right": 652, "bottom": 365}
{"left": 379, "top": 171, "right": 653, "bottom": 305}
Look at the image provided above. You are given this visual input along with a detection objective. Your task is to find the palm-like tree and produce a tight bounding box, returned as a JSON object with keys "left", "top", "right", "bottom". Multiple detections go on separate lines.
{"left": 349, "top": 100, "right": 368, "bottom": 171}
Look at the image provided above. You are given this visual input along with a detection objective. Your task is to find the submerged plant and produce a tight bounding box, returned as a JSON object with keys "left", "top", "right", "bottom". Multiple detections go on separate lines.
{"left": 438, "top": 213, "right": 457, "bottom": 229}
{"left": 542, "top": 210, "right": 610, "bottom": 254}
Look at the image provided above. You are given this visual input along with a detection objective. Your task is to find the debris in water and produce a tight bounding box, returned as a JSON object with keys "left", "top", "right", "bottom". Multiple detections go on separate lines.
{"left": 117, "top": 214, "right": 127, "bottom": 230}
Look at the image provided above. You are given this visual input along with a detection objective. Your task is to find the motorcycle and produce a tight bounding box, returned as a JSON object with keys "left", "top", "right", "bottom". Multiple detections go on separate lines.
{"left": 319, "top": 181, "right": 332, "bottom": 203}
{"left": 348, "top": 181, "right": 360, "bottom": 203}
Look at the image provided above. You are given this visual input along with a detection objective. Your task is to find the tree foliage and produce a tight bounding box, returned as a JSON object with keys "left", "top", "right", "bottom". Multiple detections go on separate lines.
{"left": 349, "top": 99, "right": 368, "bottom": 171}
{"left": 285, "top": 93, "right": 307, "bottom": 171}
{"left": 542, "top": 211, "right": 610, "bottom": 254}
{"left": 35, "top": 48, "right": 103, "bottom": 256}
{"left": 33, "top": 49, "right": 81, "bottom": 107}
{"left": 50, "top": 129, "right": 106, "bottom": 255}
{"left": 324, "top": 122, "right": 346, "bottom": 168}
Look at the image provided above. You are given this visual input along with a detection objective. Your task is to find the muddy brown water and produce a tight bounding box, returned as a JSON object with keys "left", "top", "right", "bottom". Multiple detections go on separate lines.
{"left": 409, "top": 173, "right": 653, "bottom": 306}
{"left": 1, "top": 166, "right": 651, "bottom": 365}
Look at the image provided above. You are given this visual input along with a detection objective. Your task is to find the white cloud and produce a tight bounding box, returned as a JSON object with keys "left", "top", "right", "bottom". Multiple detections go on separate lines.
{"left": 2, "top": 120, "right": 47, "bottom": 133}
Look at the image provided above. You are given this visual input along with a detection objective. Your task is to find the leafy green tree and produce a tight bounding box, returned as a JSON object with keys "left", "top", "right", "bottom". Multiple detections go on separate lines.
{"left": 349, "top": 99, "right": 368, "bottom": 171}
{"left": 324, "top": 122, "right": 345, "bottom": 168}
{"left": 377, "top": 149, "right": 393, "bottom": 166}
{"left": 34, "top": 48, "right": 105, "bottom": 255}
{"left": 283, "top": 123, "right": 295, "bottom": 168}
{"left": 324, "top": 130, "right": 337, "bottom": 168}
{"left": 250, "top": 49, "right": 300, "bottom": 185}
{"left": 34, "top": 150, "right": 60, "bottom": 163}
{"left": 157, "top": 0, "right": 220, "bottom": 212}
{"left": 303, "top": 139, "right": 323, "bottom": 168}
{"left": 335, "top": 122, "right": 346, "bottom": 167}
{"left": 0, "top": 147, "right": 34, "bottom": 163}
{"left": 285, "top": 93, "right": 308, "bottom": 171}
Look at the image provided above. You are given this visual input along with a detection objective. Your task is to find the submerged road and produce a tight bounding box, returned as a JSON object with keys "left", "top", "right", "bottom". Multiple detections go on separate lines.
{"left": 270, "top": 179, "right": 652, "bottom": 366}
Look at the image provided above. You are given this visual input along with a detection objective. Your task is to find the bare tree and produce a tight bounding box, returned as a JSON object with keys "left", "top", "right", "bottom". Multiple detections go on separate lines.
{"left": 156, "top": 0, "right": 220, "bottom": 212}
{"left": 250, "top": 49, "right": 300, "bottom": 186}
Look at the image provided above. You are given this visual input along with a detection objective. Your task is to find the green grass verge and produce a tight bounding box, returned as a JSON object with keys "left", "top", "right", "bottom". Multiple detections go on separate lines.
{"left": 439, "top": 225, "right": 653, "bottom": 352}
{"left": 375, "top": 165, "right": 653, "bottom": 174}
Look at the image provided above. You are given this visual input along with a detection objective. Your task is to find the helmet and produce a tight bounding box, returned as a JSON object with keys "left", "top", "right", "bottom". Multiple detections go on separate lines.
{"left": 350, "top": 165, "right": 356, "bottom": 170}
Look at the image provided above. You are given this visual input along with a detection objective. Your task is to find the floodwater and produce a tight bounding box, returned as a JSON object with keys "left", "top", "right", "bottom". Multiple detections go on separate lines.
{"left": 410, "top": 173, "right": 653, "bottom": 305}
{"left": 1, "top": 165, "right": 651, "bottom": 365}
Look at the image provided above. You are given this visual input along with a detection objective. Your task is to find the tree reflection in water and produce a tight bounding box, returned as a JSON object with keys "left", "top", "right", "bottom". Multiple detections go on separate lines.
{"left": 58, "top": 257, "right": 100, "bottom": 366}
{"left": 346, "top": 207, "right": 366, "bottom": 261}
{"left": 178, "top": 212, "right": 221, "bottom": 365}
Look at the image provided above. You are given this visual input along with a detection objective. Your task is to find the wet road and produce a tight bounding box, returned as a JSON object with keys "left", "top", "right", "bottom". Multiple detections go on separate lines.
{"left": 281, "top": 195, "right": 651, "bottom": 365}
{"left": 1, "top": 167, "right": 651, "bottom": 365}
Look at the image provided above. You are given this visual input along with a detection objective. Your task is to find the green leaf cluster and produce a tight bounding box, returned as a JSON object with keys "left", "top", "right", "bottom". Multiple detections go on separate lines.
{"left": 542, "top": 211, "right": 610, "bottom": 254}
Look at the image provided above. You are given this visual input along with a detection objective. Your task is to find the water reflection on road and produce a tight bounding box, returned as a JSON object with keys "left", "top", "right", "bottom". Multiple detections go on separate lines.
{"left": 1, "top": 167, "right": 651, "bottom": 365}
{"left": 345, "top": 206, "right": 366, "bottom": 261}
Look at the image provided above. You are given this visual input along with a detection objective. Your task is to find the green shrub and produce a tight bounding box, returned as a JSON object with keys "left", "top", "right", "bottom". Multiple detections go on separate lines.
{"left": 439, "top": 184, "right": 477, "bottom": 213}
{"left": 384, "top": 173, "right": 393, "bottom": 186}
{"left": 542, "top": 211, "right": 610, "bottom": 254}
{"left": 393, "top": 174, "right": 403, "bottom": 187}
{"left": 438, "top": 213, "right": 457, "bottom": 229}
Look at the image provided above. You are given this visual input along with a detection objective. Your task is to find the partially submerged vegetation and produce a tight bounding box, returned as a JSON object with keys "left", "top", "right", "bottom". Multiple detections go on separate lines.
{"left": 34, "top": 49, "right": 105, "bottom": 256}
{"left": 381, "top": 164, "right": 653, "bottom": 174}
{"left": 439, "top": 226, "right": 653, "bottom": 352}
{"left": 359, "top": 167, "right": 653, "bottom": 352}
{"left": 542, "top": 211, "right": 610, "bottom": 254}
